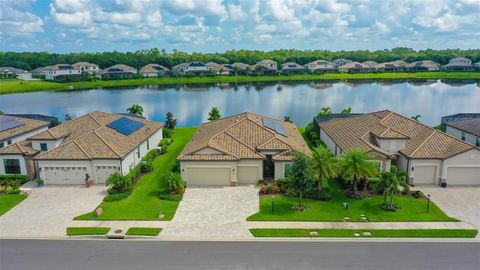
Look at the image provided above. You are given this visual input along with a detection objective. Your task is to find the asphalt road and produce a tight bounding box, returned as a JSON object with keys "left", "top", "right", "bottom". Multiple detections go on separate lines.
{"left": 1, "top": 239, "right": 479, "bottom": 270}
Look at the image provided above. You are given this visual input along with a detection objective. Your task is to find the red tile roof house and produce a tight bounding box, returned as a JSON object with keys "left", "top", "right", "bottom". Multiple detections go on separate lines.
{"left": 316, "top": 110, "right": 480, "bottom": 186}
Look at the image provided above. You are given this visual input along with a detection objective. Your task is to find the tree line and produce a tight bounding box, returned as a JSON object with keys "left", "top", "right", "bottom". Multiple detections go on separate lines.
{"left": 1, "top": 47, "right": 480, "bottom": 71}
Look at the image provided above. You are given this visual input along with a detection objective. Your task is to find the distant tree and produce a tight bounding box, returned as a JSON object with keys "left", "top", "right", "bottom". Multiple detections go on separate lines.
{"left": 287, "top": 151, "right": 314, "bottom": 210}
{"left": 374, "top": 166, "right": 410, "bottom": 211}
{"left": 127, "top": 104, "right": 144, "bottom": 116}
{"left": 208, "top": 107, "right": 221, "bottom": 121}
{"left": 284, "top": 116, "right": 293, "bottom": 123}
{"left": 64, "top": 113, "right": 73, "bottom": 121}
{"left": 0, "top": 110, "right": 4, "bottom": 115}
{"left": 165, "top": 112, "right": 177, "bottom": 130}
{"left": 341, "top": 107, "right": 352, "bottom": 114}
{"left": 232, "top": 66, "right": 240, "bottom": 76}
{"left": 311, "top": 145, "right": 338, "bottom": 194}
{"left": 340, "top": 148, "right": 378, "bottom": 198}
{"left": 317, "top": 107, "right": 332, "bottom": 116}
{"left": 411, "top": 115, "right": 421, "bottom": 121}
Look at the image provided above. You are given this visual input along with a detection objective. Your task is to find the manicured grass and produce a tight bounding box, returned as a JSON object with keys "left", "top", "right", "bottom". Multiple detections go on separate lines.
{"left": 66, "top": 227, "right": 111, "bottom": 236}
{"left": 250, "top": 228, "right": 478, "bottom": 238}
{"left": 0, "top": 194, "right": 28, "bottom": 216}
{"left": 2, "top": 72, "right": 480, "bottom": 94}
{"left": 247, "top": 180, "right": 456, "bottom": 222}
{"left": 74, "top": 127, "right": 197, "bottom": 221}
{"left": 126, "top": 227, "right": 162, "bottom": 236}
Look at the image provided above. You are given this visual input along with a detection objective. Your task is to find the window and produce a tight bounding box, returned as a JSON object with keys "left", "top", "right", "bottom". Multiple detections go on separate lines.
{"left": 283, "top": 163, "right": 294, "bottom": 178}
{"left": 147, "top": 139, "right": 150, "bottom": 150}
{"left": 461, "top": 132, "right": 466, "bottom": 141}
{"left": 4, "top": 159, "right": 21, "bottom": 174}
{"left": 0, "top": 142, "right": 4, "bottom": 148}
{"left": 136, "top": 147, "right": 140, "bottom": 158}
{"left": 40, "top": 143, "right": 48, "bottom": 151}
{"left": 476, "top": 137, "right": 480, "bottom": 147}
{"left": 7, "top": 140, "right": 12, "bottom": 145}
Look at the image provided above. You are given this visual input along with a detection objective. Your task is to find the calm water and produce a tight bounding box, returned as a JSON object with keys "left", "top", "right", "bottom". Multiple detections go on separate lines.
{"left": 1, "top": 80, "right": 479, "bottom": 126}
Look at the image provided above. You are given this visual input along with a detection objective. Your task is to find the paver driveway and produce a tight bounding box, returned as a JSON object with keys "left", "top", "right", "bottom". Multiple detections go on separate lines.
{"left": 161, "top": 185, "right": 259, "bottom": 240}
{"left": 415, "top": 186, "right": 480, "bottom": 232}
{"left": 0, "top": 184, "right": 106, "bottom": 238}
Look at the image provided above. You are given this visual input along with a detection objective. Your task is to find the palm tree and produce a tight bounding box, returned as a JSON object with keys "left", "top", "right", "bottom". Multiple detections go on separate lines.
{"left": 208, "top": 107, "right": 221, "bottom": 121}
{"left": 341, "top": 107, "right": 352, "bottom": 114}
{"left": 374, "top": 166, "right": 410, "bottom": 210}
{"left": 127, "top": 104, "right": 144, "bottom": 116}
{"left": 411, "top": 114, "right": 421, "bottom": 121}
{"left": 317, "top": 107, "right": 332, "bottom": 116}
{"left": 311, "top": 145, "right": 338, "bottom": 195}
{"left": 339, "top": 148, "right": 378, "bottom": 197}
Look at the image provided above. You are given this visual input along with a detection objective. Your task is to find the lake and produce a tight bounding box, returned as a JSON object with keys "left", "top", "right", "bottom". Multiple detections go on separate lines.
{"left": 1, "top": 80, "right": 479, "bottom": 127}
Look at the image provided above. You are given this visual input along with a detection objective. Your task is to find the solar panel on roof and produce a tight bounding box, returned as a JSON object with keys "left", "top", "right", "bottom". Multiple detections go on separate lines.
{"left": 107, "top": 117, "right": 145, "bottom": 136}
{"left": 263, "top": 117, "right": 288, "bottom": 137}
{"left": 0, "top": 116, "right": 25, "bottom": 132}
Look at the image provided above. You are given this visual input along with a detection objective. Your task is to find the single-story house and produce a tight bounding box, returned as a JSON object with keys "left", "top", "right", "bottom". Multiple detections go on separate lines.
{"left": 0, "top": 67, "right": 32, "bottom": 80}
{"left": 332, "top": 58, "right": 352, "bottom": 67}
{"left": 172, "top": 62, "right": 210, "bottom": 75}
{"left": 445, "top": 117, "right": 480, "bottom": 147}
{"left": 338, "top": 62, "right": 375, "bottom": 73}
{"left": 441, "top": 113, "right": 480, "bottom": 125}
{"left": 305, "top": 60, "right": 336, "bottom": 73}
{"left": 206, "top": 62, "right": 231, "bottom": 75}
{"left": 254, "top": 60, "right": 277, "bottom": 75}
{"left": 31, "top": 66, "right": 52, "bottom": 78}
{"left": 376, "top": 60, "right": 408, "bottom": 72}
{"left": 96, "top": 64, "right": 137, "bottom": 79}
{"left": 45, "top": 64, "right": 82, "bottom": 81}
{"left": 4, "top": 114, "right": 59, "bottom": 128}
{"left": 316, "top": 110, "right": 480, "bottom": 185}
{"left": 140, "top": 64, "right": 170, "bottom": 77}
{"left": 406, "top": 60, "right": 440, "bottom": 71}
{"left": 0, "top": 112, "right": 163, "bottom": 184}
{"left": 442, "top": 57, "right": 475, "bottom": 71}
{"left": 72, "top": 62, "right": 100, "bottom": 74}
{"left": 177, "top": 112, "right": 311, "bottom": 186}
{"left": 0, "top": 115, "right": 49, "bottom": 149}
{"left": 362, "top": 61, "right": 378, "bottom": 68}
{"left": 280, "top": 62, "right": 306, "bottom": 74}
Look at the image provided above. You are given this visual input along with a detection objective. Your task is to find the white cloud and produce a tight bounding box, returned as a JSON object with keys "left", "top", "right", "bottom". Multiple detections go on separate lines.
{"left": 0, "top": 0, "right": 43, "bottom": 37}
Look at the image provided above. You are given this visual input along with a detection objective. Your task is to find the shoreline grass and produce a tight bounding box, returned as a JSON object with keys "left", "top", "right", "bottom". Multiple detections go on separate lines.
{"left": 1, "top": 72, "right": 479, "bottom": 95}
{"left": 126, "top": 227, "right": 162, "bottom": 236}
{"left": 250, "top": 228, "right": 478, "bottom": 238}
{"left": 66, "top": 227, "right": 111, "bottom": 236}
{"left": 0, "top": 194, "right": 28, "bottom": 216}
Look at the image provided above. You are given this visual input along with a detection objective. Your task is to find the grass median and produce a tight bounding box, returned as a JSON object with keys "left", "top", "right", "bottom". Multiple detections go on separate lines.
{"left": 126, "top": 227, "right": 162, "bottom": 236}
{"left": 66, "top": 227, "right": 111, "bottom": 236}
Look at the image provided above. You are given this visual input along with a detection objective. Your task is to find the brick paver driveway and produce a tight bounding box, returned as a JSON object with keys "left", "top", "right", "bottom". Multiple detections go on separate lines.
{"left": 415, "top": 186, "right": 480, "bottom": 231}
{"left": 161, "top": 185, "right": 259, "bottom": 240}
{"left": 0, "top": 184, "right": 106, "bottom": 238}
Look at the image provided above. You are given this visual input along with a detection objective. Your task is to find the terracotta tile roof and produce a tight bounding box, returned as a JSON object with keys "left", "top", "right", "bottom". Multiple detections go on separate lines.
{"left": 178, "top": 112, "right": 310, "bottom": 161}
{"left": 33, "top": 112, "right": 162, "bottom": 160}
{"left": 319, "top": 110, "right": 475, "bottom": 159}
{"left": 140, "top": 63, "right": 170, "bottom": 73}
{"left": 0, "top": 115, "right": 49, "bottom": 141}
{"left": 0, "top": 140, "right": 39, "bottom": 156}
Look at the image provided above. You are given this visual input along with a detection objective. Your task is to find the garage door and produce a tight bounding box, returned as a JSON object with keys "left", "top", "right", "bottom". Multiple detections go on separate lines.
{"left": 43, "top": 166, "right": 86, "bottom": 185}
{"left": 237, "top": 166, "right": 260, "bottom": 184}
{"left": 414, "top": 166, "right": 437, "bottom": 184}
{"left": 186, "top": 167, "right": 231, "bottom": 186}
{"left": 446, "top": 167, "right": 480, "bottom": 185}
{"left": 95, "top": 165, "right": 120, "bottom": 184}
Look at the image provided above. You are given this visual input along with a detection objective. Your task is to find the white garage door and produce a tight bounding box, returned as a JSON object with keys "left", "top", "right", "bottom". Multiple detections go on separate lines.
{"left": 446, "top": 167, "right": 480, "bottom": 185}
{"left": 187, "top": 167, "right": 231, "bottom": 186}
{"left": 414, "top": 166, "right": 437, "bottom": 184}
{"left": 237, "top": 166, "right": 260, "bottom": 184}
{"left": 43, "top": 166, "right": 86, "bottom": 185}
{"left": 95, "top": 165, "right": 120, "bottom": 184}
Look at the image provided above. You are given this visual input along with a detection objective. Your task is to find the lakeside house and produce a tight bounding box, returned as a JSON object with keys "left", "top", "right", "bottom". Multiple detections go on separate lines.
{"left": 315, "top": 110, "right": 480, "bottom": 186}
{"left": 254, "top": 60, "right": 278, "bottom": 75}
{"left": 0, "top": 67, "right": 32, "bottom": 80}
{"left": 72, "top": 62, "right": 100, "bottom": 74}
{"left": 305, "top": 60, "right": 336, "bottom": 73}
{"left": 445, "top": 116, "right": 480, "bottom": 147}
{"left": 280, "top": 62, "right": 306, "bottom": 74}
{"left": 96, "top": 64, "right": 137, "bottom": 79}
{"left": 338, "top": 62, "right": 376, "bottom": 73}
{"left": 231, "top": 62, "right": 253, "bottom": 75}
{"left": 140, "top": 64, "right": 170, "bottom": 77}
{"left": 406, "top": 60, "right": 440, "bottom": 71}
{"left": 45, "top": 64, "right": 82, "bottom": 81}
{"left": 475, "top": 62, "right": 480, "bottom": 70}
{"left": 0, "top": 115, "right": 50, "bottom": 149}
{"left": 362, "top": 61, "right": 378, "bottom": 68}
{"left": 376, "top": 60, "right": 408, "bottom": 72}
{"left": 0, "top": 112, "right": 163, "bottom": 183}
{"left": 177, "top": 112, "right": 310, "bottom": 185}
{"left": 442, "top": 57, "right": 475, "bottom": 71}
{"left": 206, "top": 62, "right": 231, "bottom": 75}
{"left": 441, "top": 113, "right": 480, "bottom": 124}
{"left": 332, "top": 58, "right": 352, "bottom": 67}
{"left": 172, "top": 62, "right": 210, "bottom": 75}
{"left": 31, "top": 66, "right": 52, "bottom": 78}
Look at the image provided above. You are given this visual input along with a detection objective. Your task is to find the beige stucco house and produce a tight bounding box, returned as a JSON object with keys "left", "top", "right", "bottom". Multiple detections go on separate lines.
{"left": 316, "top": 110, "right": 480, "bottom": 186}
{"left": 178, "top": 112, "right": 311, "bottom": 186}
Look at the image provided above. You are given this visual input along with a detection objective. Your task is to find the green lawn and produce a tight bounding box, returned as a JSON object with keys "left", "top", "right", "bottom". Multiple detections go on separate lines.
{"left": 66, "top": 227, "right": 111, "bottom": 236}
{"left": 74, "top": 127, "right": 197, "bottom": 221}
{"left": 0, "top": 194, "right": 28, "bottom": 216}
{"left": 250, "top": 229, "right": 478, "bottom": 238}
{"left": 247, "top": 180, "right": 456, "bottom": 222}
{"left": 2, "top": 72, "right": 480, "bottom": 94}
{"left": 126, "top": 227, "right": 162, "bottom": 236}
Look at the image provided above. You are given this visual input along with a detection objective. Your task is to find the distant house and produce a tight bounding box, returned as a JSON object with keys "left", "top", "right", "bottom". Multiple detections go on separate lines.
{"left": 231, "top": 62, "right": 253, "bottom": 75}
{"left": 72, "top": 62, "right": 100, "bottom": 74}
{"left": 332, "top": 59, "right": 352, "bottom": 67}
{"left": 376, "top": 60, "right": 408, "bottom": 72}
{"left": 254, "top": 60, "right": 277, "bottom": 75}
{"left": 280, "top": 62, "right": 305, "bottom": 74}
{"left": 4, "top": 114, "right": 59, "bottom": 128}
{"left": 442, "top": 57, "right": 475, "bottom": 71}
{"left": 445, "top": 117, "right": 480, "bottom": 147}
{"left": 0, "top": 67, "right": 32, "bottom": 80}
{"left": 362, "top": 61, "right": 378, "bottom": 68}
{"left": 338, "top": 62, "right": 375, "bottom": 73}
{"left": 45, "top": 64, "right": 82, "bottom": 81}
{"left": 475, "top": 62, "right": 480, "bottom": 70}
{"left": 0, "top": 115, "right": 49, "bottom": 149}
{"left": 172, "top": 62, "right": 210, "bottom": 75}
{"left": 441, "top": 113, "right": 480, "bottom": 125}
{"left": 96, "top": 64, "right": 137, "bottom": 79}
{"left": 31, "top": 66, "right": 51, "bottom": 78}
{"left": 305, "top": 60, "right": 336, "bottom": 73}
{"left": 406, "top": 60, "right": 440, "bottom": 71}
{"left": 139, "top": 64, "right": 170, "bottom": 77}
{"left": 206, "top": 62, "right": 231, "bottom": 75}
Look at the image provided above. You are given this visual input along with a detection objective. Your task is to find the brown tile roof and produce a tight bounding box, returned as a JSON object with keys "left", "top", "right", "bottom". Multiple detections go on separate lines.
{"left": 0, "top": 115, "right": 49, "bottom": 141}
{"left": 0, "top": 140, "right": 39, "bottom": 156}
{"left": 319, "top": 110, "right": 475, "bottom": 159}
{"left": 33, "top": 112, "right": 162, "bottom": 160}
{"left": 140, "top": 64, "right": 170, "bottom": 73}
{"left": 178, "top": 112, "right": 310, "bottom": 161}
{"left": 447, "top": 117, "right": 480, "bottom": 137}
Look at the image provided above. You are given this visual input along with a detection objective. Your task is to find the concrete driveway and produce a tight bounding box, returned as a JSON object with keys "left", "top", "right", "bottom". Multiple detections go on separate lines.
{"left": 415, "top": 186, "right": 480, "bottom": 230}
{"left": 0, "top": 184, "right": 106, "bottom": 238}
{"left": 161, "top": 185, "right": 259, "bottom": 240}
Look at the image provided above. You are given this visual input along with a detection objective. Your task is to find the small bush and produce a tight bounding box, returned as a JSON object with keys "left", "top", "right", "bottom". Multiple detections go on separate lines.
{"left": 103, "top": 187, "right": 133, "bottom": 202}
{"left": 106, "top": 172, "right": 132, "bottom": 194}
{"left": 0, "top": 174, "right": 28, "bottom": 184}
{"left": 171, "top": 162, "right": 180, "bottom": 173}
{"left": 163, "top": 128, "right": 174, "bottom": 138}
{"left": 140, "top": 161, "right": 153, "bottom": 173}
{"left": 158, "top": 193, "right": 183, "bottom": 201}
{"left": 143, "top": 149, "right": 158, "bottom": 163}
{"left": 160, "top": 173, "right": 185, "bottom": 194}
{"left": 257, "top": 179, "right": 265, "bottom": 186}
{"left": 317, "top": 188, "right": 333, "bottom": 201}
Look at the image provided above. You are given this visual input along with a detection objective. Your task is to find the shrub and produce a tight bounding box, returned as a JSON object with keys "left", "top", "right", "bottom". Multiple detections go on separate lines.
{"left": 106, "top": 172, "right": 132, "bottom": 194}
{"left": 309, "top": 131, "right": 319, "bottom": 141}
{"left": 163, "top": 128, "right": 174, "bottom": 138}
{"left": 0, "top": 174, "right": 28, "bottom": 184}
{"left": 140, "top": 161, "right": 153, "bottom": 173}
{"left": 257, "top": 179, "right": 265, "bottom": 186}
{"left": 317, "top": 188, "right": 333, "bottom": 201}
{"left": 160, "top": 173, "right": 185, "bottom": 194}
{"left": 158, "top": 193, "right": 183, "bottom": 201}
{"left": 103, "top": 188, "right": 133, "bottom": 202}
{"left": 142, "top": 149, "right": 158, "bottom": 163}
{"left": 171, "top": 162, "right": 180, "bottom": 173}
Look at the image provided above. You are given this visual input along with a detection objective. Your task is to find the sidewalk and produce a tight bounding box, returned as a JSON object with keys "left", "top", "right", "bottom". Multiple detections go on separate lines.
{"left": 247, "top": 221, "right": 476, "bottom": 230}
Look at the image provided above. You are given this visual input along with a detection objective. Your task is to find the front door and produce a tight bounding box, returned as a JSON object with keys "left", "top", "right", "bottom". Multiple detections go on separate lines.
{"left": 263, "top": 155, "right": 275, "bottom": 180}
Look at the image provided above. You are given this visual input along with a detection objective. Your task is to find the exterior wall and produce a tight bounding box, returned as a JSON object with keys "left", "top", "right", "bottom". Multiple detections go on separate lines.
{"left": 0, "top": 155, "right": 27, "bottom": 175}
{"left": 18, "top": 73, "right": 32, "bottom": 80}
{"left": 396, "top": 154, "right": 409, "bottom": 173}
{"left": 121, "top": 128, "right": 163, "bottom": 175}
{"left": 45, "top": 69, "right": 82, "bottom": 80}
{"left": 410, "top": 159, "right": 443, "bottom": 185}
{"left": 31, "top": 138, "right": 64, "bottom": 152}
{"left": 377, "top": 139, "right": 407, "bottom": 153}
{"left": 0, "top": 126, "right": 48, "bottom": 147}
{"left": 274, "top": 161, "right": 293, "bottom": 180}
{"left": 443, "top": 149, "right": 480, "bottom": 184}
{"left": 319, "top": 128, "right": 340, "bottom": 156}
{"left": 446, "top": 125, "right": 478, "bottom": 146}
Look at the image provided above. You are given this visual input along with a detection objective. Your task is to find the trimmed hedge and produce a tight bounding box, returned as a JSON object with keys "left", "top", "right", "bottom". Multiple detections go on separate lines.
{"left": 103, "top": 188, "right": 133, "bottom": 202}
{"left": 0, "top": 175, "right": 28, "bottom": 184}
{"left": 158, "top": 193, "right": 183, "bottom": 202}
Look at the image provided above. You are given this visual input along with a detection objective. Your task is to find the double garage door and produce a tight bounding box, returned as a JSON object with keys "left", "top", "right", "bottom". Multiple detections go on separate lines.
{"left": 186, "top": 166, "right": 260, "bottom": 186}
{"left": 43, "top": 166, "right": 87, "bottom": 185}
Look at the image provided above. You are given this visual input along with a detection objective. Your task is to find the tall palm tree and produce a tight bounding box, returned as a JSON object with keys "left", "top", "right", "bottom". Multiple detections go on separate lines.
{"left": 341, "top": 107, "right": 352, "bottom": 114}
{"left": 411, "top": 115, "right": 421, "bottom": 121}
{"left": 318, "top": 107, "right": 332, "bottom": 116}
{"left": 375, "top": 166, "right": 410, "bottom": 210}
{"left": 339, "top": 148, "right": 378, "bottom": 196}
{"left": 127, "top": 104, "right": 144, "bottom": 116}
{"left": 311, "top": 145, "right": 338, "bottom": 194}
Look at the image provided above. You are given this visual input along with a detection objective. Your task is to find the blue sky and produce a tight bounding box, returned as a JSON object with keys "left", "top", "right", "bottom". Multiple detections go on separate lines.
{"left": 1, "top": 0, "right": 480, "bottom": 53}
